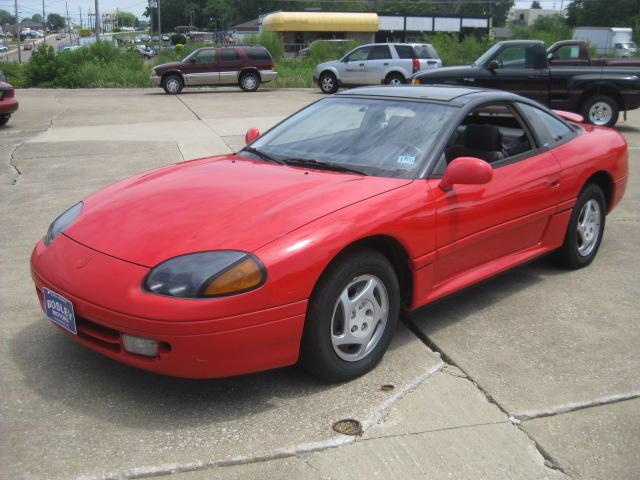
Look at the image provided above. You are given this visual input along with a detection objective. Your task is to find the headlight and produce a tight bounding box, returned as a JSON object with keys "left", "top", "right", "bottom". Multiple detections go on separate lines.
{"left": 143, "top": 251, "right": 266, "bottom": 299}
{"left": 44, "top": 201, "right": 83, "bottom": 246}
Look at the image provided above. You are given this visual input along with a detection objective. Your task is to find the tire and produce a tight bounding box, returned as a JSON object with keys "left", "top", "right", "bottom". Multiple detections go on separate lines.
{"left": 319, "top": 72, "right": 338, "bottom": 94}
{"left": 239, "top": 71, "right": 260, "bottom": 92}
{"left": 553, "top": 183, "right": 606, "bottom": 269}
{"left": 0, "top": 115, "right": 9, "bottom": 126}
{"left": 162, "top": 74, "right": 183, "bottom": 95}
{"left": 300, "top": 248, "right": 400, "bottom": 382}
{"left": 581, "top": 95, "right": 619, "bottom": 128}
{"left": 385, "top": 73, "right": 406, "bottom": 86}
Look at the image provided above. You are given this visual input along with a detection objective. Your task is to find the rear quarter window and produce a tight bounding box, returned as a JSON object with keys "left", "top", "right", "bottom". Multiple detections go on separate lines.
{"left": 394, "top": 45, "right": 414, "bottom": 59}
{"left": 413, "top": 45, "right": 439, "bottom": 59}
{"left": 220, "top": 48, "right": 240, "bottom": 61}
{"left": 518, "top": 103, "right": 576, "bottom": 148}
{"left": 245, "top": 47, "right": 272, "bottom": 61}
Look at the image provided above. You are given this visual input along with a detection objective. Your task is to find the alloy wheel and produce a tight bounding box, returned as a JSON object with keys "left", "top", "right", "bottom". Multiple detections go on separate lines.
{"left": 588, "top": 101, "right": 612, "bottom": 126}
{"left": 577, "top": 199, "right": 601, "bottom": 257}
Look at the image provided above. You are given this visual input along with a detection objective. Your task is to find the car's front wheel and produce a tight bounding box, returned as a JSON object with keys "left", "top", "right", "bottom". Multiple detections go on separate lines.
{"left": 319, "top": 72, "right": 338, "bottom": 94}
{"left": 239, "top": 71, "right": 260, "bottom": 92}
{"left": 0, "top": 115, "right": 10, "bottom": 126}
{"left": 554, "top": 183, "right": 606, "bottom": 269}
{"left": 300, "top": 249, "right": 400, "bottom": 382}
{"left": 162, "top": 74, "right": 184, "bottom": 95}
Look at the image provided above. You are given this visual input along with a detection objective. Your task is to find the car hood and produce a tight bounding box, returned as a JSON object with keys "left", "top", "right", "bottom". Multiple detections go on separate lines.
{"left": 416, "top": 65, "right": 482, "bottom": 80}
{"left": 154, "top": 61, "right": 183, "bottom": 71}
{"left": 316, "top": 60, "right": 340, "bottom": 71}
{"left": 64, "top": 155, "right": 411, "bottom": 267}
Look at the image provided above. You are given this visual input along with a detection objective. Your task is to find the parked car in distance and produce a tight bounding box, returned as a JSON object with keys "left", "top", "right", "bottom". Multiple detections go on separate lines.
{"left": 0, "top": 80, "right": 19, "bottom": 125}
{"left": 412, "top": 39, "right": 640, "bottom": 127}
{"left": 161, "top": 34, "right": 170, "bottom": 43}
{"left": 547, "top": 40, "right": 640, "bottom": 67}
{"left": 31, "top": 86, "right": 628, "bottom": 381}
{"left": 134, "top": 45, "right": 156, "bottom": 59}
{"left": 151, "top": 45, "right": 277, "bottom": 94}
{"left": 23, "top": 43, "right": 33, "bottom": 51}
{"left": 314, "top": 43, "right": 442, "bottom": 94}
{"left": 0, "top": 44, "right": 8, "bottom": 53}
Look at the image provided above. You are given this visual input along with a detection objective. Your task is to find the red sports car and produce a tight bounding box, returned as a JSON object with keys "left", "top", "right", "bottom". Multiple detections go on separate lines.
{"left": 0, "top": 81, "right": 18, "bottom": 126}
{"left": 31, "top": 86, "right": 628, "bottom": 382}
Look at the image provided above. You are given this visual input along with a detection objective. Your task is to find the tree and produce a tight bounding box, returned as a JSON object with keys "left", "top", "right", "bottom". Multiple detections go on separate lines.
{"left": 32, "top": 14, "right": 43, "bottom": 23}
{"left": 47, "top": 13, "right": 65, "bottom": 32}
{"left": 566, "top": 0, "right": 640, "bottom": 28}
{"left": 531, "top": 1, "right": 542, "bottom": 8}
{"left": 116, "top": 11, "right": 137, "bottom": 27}
{"left": 0, "top": 9, "right": 14, "bottom": 26}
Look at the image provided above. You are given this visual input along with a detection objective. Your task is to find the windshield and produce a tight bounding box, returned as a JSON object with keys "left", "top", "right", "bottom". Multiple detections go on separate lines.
{"left": 473, "top": 43, "right": 502, "bottom": 66}
{"left": 242, "top": 97, "right": 456, "bottom": 179}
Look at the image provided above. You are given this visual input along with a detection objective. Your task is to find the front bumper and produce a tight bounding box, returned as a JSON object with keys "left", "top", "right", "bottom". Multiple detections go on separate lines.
{"left": 0, "top": 96, "right": 19, "bottom": 115}
{"left": 259, "top": 69, "right": 277, "bottom": 83}
{"left": 150, "top": 75, "right": 162, "bottom": 87}
{"left": 30, "top": 235, "right": 306, "bottom": 378}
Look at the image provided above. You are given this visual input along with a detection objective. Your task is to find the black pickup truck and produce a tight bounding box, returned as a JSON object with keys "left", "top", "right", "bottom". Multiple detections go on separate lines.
{"left": 412, "top": 40, "right": 640, "bottom": 127}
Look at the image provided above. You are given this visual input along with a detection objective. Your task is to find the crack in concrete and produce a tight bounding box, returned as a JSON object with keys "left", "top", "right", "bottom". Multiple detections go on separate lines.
{"left": 513, "top": 392, "right": 640, "bottom": 421}
{"left": 403, "top": 318, "right": 572, "bottom": 477}
{"left": 9, "top": 143, "right": 23, "bottom": 185}
{"left": 174, "top": 95, "right": 220, "bottom": 138}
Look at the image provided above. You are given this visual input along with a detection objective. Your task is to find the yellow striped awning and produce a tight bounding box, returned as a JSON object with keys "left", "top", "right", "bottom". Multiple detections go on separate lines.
{"left": 262, "top": 12, "right": 379, "bottom": 33}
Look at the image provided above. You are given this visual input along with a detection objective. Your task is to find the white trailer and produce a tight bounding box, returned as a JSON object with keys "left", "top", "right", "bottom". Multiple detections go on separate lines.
{"left": 573, "top": 27, "right": 637, "bottom": 57}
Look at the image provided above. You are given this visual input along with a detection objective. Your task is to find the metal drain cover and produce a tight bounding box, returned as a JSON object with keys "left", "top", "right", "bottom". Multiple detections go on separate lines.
{"left": 332, "top": 419, "right": 363, "bottom": 436}
{"left": 380, "top": 384, "right": 395, "bottom": 392}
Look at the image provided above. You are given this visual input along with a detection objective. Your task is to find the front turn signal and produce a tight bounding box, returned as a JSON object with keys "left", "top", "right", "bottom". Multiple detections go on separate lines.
{"left": 411, "top": 79, "right": 421, "bottom": 85}
{"left": 204, "top": 257, "right": 265, "bottom": 296}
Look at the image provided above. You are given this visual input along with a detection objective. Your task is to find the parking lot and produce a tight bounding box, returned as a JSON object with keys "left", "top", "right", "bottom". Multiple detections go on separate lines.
{"left": 1, "top": 88, "right": 638, "bottom": 479}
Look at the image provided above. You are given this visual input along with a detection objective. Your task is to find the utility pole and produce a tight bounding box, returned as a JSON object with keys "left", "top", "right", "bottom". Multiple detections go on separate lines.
{"left": 42, "top": 0, "right": 46, "bottom": 46}
{"left": 65, "top": 0, "right": 72, "bottom": 44}
{"left": 157, "top": 0, "right": 161, "bottom": 40}
{"left": 14, "top": 0, "right": 21, "bottom": 63}
{"left": 94, "top": 0, "right": 100, "bottom": 40}
{"left": 79, "top": 5, "right": 82, "bottom": 30}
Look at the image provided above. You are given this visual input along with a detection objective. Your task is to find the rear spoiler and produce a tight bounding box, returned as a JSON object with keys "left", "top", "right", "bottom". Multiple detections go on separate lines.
{"left": 553, "top": 110, "right": 584, "bottom": 123}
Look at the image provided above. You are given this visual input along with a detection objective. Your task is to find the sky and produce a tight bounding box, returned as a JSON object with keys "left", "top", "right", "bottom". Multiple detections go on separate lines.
{"left": 1, "top": 0, "right": 568, "bottom": 27}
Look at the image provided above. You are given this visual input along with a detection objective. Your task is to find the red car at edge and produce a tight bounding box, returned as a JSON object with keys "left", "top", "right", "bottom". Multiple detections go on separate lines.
{"left": 31, "top": 86, "right": 628, "bottom": 382}
{"left": 0, "top": 80, "right": 18, "bottom": 125}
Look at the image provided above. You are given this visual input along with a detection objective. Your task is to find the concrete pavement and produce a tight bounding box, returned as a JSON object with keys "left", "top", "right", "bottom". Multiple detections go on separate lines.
{"left": 0, "top": 88, "right": 638, "bottom": 479}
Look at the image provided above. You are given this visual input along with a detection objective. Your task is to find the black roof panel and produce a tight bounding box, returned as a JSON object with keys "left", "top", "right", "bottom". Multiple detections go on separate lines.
{"left": 336, "top": 85, "right": 520, "bottom": 105}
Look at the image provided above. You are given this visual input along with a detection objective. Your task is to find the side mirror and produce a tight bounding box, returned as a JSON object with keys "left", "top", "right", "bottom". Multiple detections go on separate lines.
{"left": 245, "top": 127, "right": 260, "bottom": 145}
{"left": 486, "top": 60, "right": 499, "bottom": 72}
{"left": 440, "top": 157, "right": 493, "bottom": 192}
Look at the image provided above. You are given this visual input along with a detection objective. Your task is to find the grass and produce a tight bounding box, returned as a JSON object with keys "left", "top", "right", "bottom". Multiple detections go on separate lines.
{"left": 271, "top": 59, "right": 315, "bottom": 88}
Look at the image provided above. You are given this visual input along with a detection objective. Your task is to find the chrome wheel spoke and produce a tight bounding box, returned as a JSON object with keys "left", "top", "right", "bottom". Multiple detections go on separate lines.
{"left": 331, "top": 274, "right": 389, "bottom": 363}
{"left": 576, "top": 199, "right": 601, "bottom": 257}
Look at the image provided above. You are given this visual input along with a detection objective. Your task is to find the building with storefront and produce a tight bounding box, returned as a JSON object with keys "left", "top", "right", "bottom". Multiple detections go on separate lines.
{"left": 259, "top": 11, "right": 489, "bottom": 54}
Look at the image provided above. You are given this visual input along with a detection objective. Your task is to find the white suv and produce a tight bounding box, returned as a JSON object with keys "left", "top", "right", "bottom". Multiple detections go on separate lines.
{"left": 313, "top": 43, "right": 442, "bottom": 94}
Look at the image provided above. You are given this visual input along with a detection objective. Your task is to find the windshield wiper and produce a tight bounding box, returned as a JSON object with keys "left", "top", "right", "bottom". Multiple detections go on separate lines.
{"left": 281, "top": 158, "right": 366, "bottom": 175}
{"left": 242, "top": 146, "right": 285, "bottom": 165}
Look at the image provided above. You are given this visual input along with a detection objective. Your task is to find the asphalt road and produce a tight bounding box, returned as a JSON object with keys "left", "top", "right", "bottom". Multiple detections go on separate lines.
{"left": 1, "top": 34, "right": 71, "bottom": 63}
{"left": 0, "top": 87, "right": 638, "bottom": 479}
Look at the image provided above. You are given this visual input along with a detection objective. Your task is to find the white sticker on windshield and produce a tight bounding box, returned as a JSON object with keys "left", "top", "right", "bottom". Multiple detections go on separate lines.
{"left": 398, "top": 155, "right": 416, "bottom": 165}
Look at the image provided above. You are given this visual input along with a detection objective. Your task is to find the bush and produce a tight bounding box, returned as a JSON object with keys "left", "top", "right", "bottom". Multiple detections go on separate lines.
{"left": 1, "top": 61, "right": 27, "bottom": 88}
{"left": 79, "top": 29, "right": 92, "bottom": 38}
{"left": 243, "top": 31, "right": 284, "bottom": 60}
{"left": 271, "top": 58, "right": 315, "bottom": 88}
{"left": 24, "top": 41, "right": 150, "bottom": 88}
{"left": 170, "top": 33, "right": 187, "bottom": 46}
{"left": 307, "top": 39, "right": 361, "bottom": 63}
{"left": 426, "top": 33, "right": 490, "bottom": 66}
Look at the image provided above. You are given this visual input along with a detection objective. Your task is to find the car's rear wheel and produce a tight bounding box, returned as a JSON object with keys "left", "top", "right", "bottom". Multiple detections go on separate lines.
{"left": 319, "top": 72, "right": 338, "bottom": 94}
{"left": 162, "top": 74, "right": 183, "bottom": 95}
{"left": 553, "top": 183, "right": 606, "bottom": 269}
{"left": 581, "top": 95, "right": 619, "bottom": 128}
{"left": 300, "top": 249, "right": 400, "bottom": 382}
{"left": 239, "top": 71, "right": 260, "bottom": 92}
{"left": 385, "top": 73, "right": 406, "bottom": 86}
{"left": 0, "top": 115, "right": 10, "bottom": 126}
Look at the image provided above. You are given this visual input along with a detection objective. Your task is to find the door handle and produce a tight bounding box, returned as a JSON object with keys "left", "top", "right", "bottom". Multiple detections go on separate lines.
{"left": 359, "top": 63, "right": 365, "bottom": 66}
{"left": 547, "top": 179, "right": 560, "bottom": 189}
{"left": 383, "top": 62, "right": 389, "bottom": 66}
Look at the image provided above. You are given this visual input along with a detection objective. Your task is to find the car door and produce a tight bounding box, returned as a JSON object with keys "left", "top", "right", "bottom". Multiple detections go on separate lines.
{"left": 476, "top": 44, "right": 549, "bottom": 105}
{"left": 217, "top": 47, "right": 242, "bottom": 85}
{"left": 184, "top": 48, "right": 218, "bottom": 86}
{"left": 427, "top": 103, "right": 563, "bottom": 284}
{"left": 365, "top": 45, "right": 393, "bottom": 84}
{"left": 340, "top": 46, "right": 371, "bottom": 85}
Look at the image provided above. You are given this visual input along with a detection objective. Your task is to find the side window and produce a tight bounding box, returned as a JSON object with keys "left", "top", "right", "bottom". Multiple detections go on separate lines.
{"left": 367, "top": 45, "right": 392, "bottom": 60}
{"left": 245, "top": 47, "right": 271, "bottom": 61}
{"left": 220, "top": 48, "right": 240, "bottom": 61}
{"left": 556, "top": 45, "right": 580, "bottom": 60}
{"left": 444, "top": 103, "right": 534, "bottom": 166}
{"left": 518, "top": 103, "right": 575, "bottom": 148}
{"left": 345, "top": 46, "right": 371, "bottom": 62}
{"left": 195, "top": 49, "right": 216, "bottom": 64}
{"left": 394, "top": 44, "right": 414, "bottom": 59}
{"left": 494, "top": 46, "right": 529, "bottom": 69}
